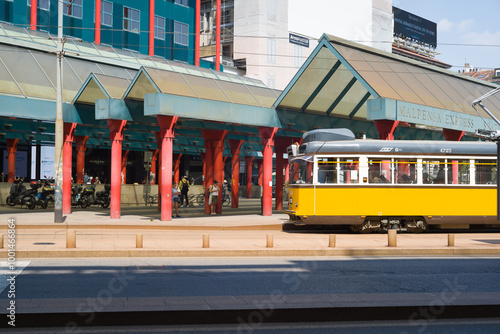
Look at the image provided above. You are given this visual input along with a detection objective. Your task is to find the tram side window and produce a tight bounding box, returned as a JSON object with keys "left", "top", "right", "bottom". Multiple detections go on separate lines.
{"left": 290, "top": 159, "right": 313, "bottom": 184}
{"left": 446, "top": 160, "right": 470, "bottom": 184}
{"left": 422, "top": 160, "right": 446, "bottom": 184}
{"left": 368, "top": 158, "right": 391, "bottom": 183}
{"left": 394, "top": 160, "right": 417, "bottom": 184}
{"left": 317, "top": 158, "right": 337, "bottom": 184}
{"left": 475, "top": 160, "right": 496, "bottom": 185}
{"left": 339, "top": 159, "right": 359, "bottom": 184}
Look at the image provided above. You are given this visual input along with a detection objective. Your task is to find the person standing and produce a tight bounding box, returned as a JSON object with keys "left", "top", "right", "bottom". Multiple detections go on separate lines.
{"left": 208, "top": 180, "right": 219, "bottom": 215}
{"left": 172, "top": 181, "right": 180, "bottom": 218}
{"left": 178, "top": 175, "right": 190, "bottom": 207}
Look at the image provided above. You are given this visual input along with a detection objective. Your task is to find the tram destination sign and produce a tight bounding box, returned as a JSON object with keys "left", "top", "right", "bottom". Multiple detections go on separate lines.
{"left": 393, "top": 6, "right": 437, "bottom": 46}
{"left": 289, "top": 33, "right": 309, "bottom": 48}
{"left": 367, "top": 99, "right": 500, "bottom": 133}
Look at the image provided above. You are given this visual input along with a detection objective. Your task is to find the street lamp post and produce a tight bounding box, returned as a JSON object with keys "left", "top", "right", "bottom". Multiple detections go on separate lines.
{"left": 54, "top": 0, "right": 64, "bottom": 223}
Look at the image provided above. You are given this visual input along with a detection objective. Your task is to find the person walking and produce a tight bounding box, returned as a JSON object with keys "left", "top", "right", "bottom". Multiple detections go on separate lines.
{"left": 172, "top": 181, "right": 180, "bottom": 218}
{"left": 208, "top": 180, "right": 219, "bottom": 215}
{"left": 178, "top": 175, "right": 190, "bottom": 207}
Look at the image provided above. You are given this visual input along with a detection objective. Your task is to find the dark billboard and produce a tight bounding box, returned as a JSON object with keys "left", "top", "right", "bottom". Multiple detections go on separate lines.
{"left": 393, "top": 7, "right": 437, "bottom": 46}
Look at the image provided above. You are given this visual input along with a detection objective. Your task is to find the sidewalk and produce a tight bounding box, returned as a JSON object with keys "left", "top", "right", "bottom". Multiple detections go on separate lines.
{"left": 1, "top": 210, "right": 500, "bottom": 258}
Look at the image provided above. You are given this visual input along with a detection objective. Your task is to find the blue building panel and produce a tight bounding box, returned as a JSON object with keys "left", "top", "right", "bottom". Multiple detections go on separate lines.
{"left": 4, "top": 0, "right": 196, "bottom": 64}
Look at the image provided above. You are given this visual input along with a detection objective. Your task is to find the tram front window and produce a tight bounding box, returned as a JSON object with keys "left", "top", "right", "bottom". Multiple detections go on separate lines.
{"left": 317, "top": 158, "right": 337, "bottom": 184}
{"left": 290, "top": 159, "right": 313, "bottom": 184}
{"left": 475, "top": 160, "right": 496, "bottom": 184}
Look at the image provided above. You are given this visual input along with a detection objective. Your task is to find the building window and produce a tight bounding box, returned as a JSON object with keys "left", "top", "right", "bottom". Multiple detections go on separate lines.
{"left": 174, "top": 21, "right": 188, "bottom": 46}
{"left": 101, "top": 1, "right": 113, "bottom": 27}
{"left": 28, "top": 0, "right": 50, "bottom": 11}
{"left": 123, "top": 7, "right": 140, "bottom": 34}
{"left": 267, "top": 38, "right": 276, "bottom": 63}
{"left": 63, "top": 0, "right": 83, "bottom": 19}
{"left": 175, "top": 0, "right": 189, "bottom": 7}
{"left": 154, "top": 16, "right": 166, "bottom": 40}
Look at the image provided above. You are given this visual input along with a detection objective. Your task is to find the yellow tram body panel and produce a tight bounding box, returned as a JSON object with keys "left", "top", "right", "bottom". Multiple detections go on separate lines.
{"left": 287, "top": 186, "right": 496, "bottom": 224}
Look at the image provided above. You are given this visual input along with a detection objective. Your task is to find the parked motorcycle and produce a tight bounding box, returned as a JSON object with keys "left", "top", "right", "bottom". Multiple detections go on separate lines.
{"left": 6, "top": 178, "right": 39, "bottom": 209}
{"left": 36, "top": 178, "right": 55, "bottom": 209}
{"left": 71, "top": 184, "right": 89, "bottom": 208}
{"left": 81, "top": 184, "right": 110, "bottom": 208}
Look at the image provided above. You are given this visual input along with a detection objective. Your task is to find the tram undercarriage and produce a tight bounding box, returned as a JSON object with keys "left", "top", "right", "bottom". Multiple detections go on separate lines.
{"left": 352, "top": 217, "right": 428, "bottom": 233}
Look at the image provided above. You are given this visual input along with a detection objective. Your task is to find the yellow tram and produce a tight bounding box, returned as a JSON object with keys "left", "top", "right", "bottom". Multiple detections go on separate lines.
{"left": 285, "top": 129, "right": 498, "bottom": 232}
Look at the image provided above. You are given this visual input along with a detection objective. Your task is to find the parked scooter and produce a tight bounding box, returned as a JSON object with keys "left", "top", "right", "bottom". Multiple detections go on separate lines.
{"left": 71, "top": 184, "right": 89, "bottom": 208}
{"left": 6, "top": 178, "right": 38, "bottom": 209}
{"left": 82, "top": 184, "right": 110, "bottom": 208}
{"left": 36, "top": 178, "right": 55, "bottom": 209}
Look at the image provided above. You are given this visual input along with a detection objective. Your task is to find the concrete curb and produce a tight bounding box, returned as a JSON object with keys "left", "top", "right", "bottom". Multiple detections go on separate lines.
{"left": 3, "top": 247, "right": 500, "bottom": 258}
{"left": 6, "top": 224, "right": 283, "bottom": 231}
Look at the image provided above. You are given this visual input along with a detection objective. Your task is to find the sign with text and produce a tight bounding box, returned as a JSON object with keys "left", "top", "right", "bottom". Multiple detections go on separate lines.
{"left": 393, "top": 7, "right": 437, "bottom": 46}
{"left": 289, "top": 33, "right": 309, "bottom": 48}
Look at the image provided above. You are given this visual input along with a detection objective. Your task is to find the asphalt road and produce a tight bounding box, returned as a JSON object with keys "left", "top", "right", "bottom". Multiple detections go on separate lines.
{"left": 3, "top": 256, "right": 500, "bottom": 299}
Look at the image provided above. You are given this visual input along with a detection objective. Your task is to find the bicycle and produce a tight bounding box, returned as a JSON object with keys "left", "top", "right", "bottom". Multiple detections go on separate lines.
{"left": 146, "top": 194, "right": 158, "bottom": 206}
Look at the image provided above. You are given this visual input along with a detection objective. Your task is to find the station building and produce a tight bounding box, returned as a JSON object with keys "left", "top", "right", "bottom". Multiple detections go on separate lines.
{"left": 0, "top": 1, "right": 499, "bottom": 221}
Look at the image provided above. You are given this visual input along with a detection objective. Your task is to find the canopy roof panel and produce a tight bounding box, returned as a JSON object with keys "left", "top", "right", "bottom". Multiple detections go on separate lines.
{"left": 126, "top": 67, "right": 279, "bottom": 109}
{"left": 276, "top": 34, "right": 500, "bottom": 124}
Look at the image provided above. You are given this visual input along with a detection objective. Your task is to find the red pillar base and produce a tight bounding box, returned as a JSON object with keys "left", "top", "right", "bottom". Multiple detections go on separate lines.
{"left": 228, "top": 139, "right": 243, "bottom": 208}
{"left": 63, "top": 123, "right": 76, "bottom": 215}
{"left": 157, "top": 115, "right": 178, "bottom": 221}
{"left": 245, "top": 156, "right": 254, "bottom": 199}
{"left": 6, "top": 139, "right": 18, "bottom": 183}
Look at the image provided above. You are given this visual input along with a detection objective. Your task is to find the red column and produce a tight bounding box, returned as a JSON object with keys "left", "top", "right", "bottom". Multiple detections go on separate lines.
{"left": 121, "top": 150, "right": 129, "bottom": 185}
{"left": 452, "top": 160, "right": 459, "bottom": 184}
{"left": 202, "top": 130, "right": 227, "bottom": 214}
{"left": 374, "top": 120, "right": 399, "bottom": 140}
{"left": 150, "top": 149, "right": 159, "bottom": 184}
{"left": 228, "top": 139, "right": 243, "bottom": 208}
{"left": 215, "top": 0, "right": 221, "bottom": 71}
{"left": 259, "top": 127, "right": 278, "bottom": 216}
{"left": 443, "top": 129, "right": 465, "bottom": 141}
{"left": 195, "top": 0, "right": 200, "bottom": 67}
{"left": 95, "top": 0, "right": 101, "bottom": 44}
{"left": 157, "top": 115, "right": 178, "bottom": 221}
{"left": 149, "top": 0, "right": 155, "bottom": 56}
{"left": 30, "top": 0, "right": 37, "bottom": 31}
{"left": 173, "top": 154, "right": 183, "bottom": 183}
{"left": 108, "top": 120, "right": 127, "bottom": 219}
{"left": 75, "top": 136, "right": 87, "bottom": 184}
{"left": 204, "top": 143, "right": 213, "bottom": 214}
{"left": 6, "top": 139, "right": 18, "bottom": 183}
{"left": 245, "top": 156, "right": 254, "bottom": 198}
{"left": 63, "top": 123, "right": 76, "bottom": 214}
{"left": 284, "top": 161, "right": 289, "bottom": 184}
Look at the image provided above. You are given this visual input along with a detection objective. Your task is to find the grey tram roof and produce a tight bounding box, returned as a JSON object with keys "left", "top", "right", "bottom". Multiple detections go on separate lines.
{"left": 299, "top": 129, "right": 497, "bottom": 156}
{"left": 275, "top": 34, "right": 500, "bottom": 129}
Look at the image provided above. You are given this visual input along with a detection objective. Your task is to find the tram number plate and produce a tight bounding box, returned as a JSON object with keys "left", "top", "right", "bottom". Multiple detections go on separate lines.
{"left": 440, "top": 148, "right": 452, "bottom": 153}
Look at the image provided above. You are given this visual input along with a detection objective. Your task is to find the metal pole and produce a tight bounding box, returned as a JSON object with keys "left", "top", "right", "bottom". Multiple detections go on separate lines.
{"left": 54, "top": 0, "right": 64, "bottom": 223}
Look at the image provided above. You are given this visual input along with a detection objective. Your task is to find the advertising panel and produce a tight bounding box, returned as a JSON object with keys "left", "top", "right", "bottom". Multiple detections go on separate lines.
{"left": 393, "top": 7, "right": 437, "bottom": 46}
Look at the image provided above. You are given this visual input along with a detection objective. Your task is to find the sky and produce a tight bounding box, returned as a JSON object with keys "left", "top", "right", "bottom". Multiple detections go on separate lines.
{"left": 395, "top": 0, "right": 500, "bottom": 71}
{"left": 289, "top": 0, "right": 500, "bottom": 72}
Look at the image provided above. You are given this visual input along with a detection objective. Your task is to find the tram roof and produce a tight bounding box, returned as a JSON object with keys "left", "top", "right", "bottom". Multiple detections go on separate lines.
{"left": 301, "top": 138, "right": 496, "bottom": 157}
{"left": 275, "top": 34, "right": 500, "bottom": 133}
